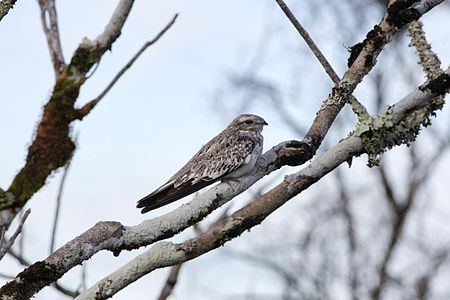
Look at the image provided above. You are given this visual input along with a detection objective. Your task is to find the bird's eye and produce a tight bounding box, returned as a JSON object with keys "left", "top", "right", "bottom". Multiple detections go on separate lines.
{"left": 245, "top": 120, "right": 253, "bottom": 124}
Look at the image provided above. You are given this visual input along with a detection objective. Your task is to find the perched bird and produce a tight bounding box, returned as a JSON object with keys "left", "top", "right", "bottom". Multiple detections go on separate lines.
{"left": 137, "top": 114, "right": 268, "bottom": 213}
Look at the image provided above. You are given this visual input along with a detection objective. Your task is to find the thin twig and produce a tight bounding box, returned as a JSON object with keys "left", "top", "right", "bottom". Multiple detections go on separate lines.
{"left": 157, "top": 264, "right": 182, "bottom": 300}
{"left": 38, "top": 0, "right": 65, "bottom": 77}
{"left": 276, "top": 0, "right": 339, "bottom": 83}
{"left": 0, "top": 273, "right": 14, "bottom": 280}
{"left": 7, "top": 248, "right": 30, "bottom": 266}
{"left": 77, "top": 13, "right": 178, "bottom": 119}
{"left": 0, "top": 227, "right": 5, "bottom": 251}
{"left": 156, "top": 206, "right": 230, "bottom": 300}
{"left": 275, "top": 0, "right": 370, "bottom": 121}
{"left": 80, "top": 262, "right": 87, "bottom": 291}
{"left": 50, "top": 135, "right": 77, "bottom": 254}
{"left": 0, "top": 209, "right": 31, "bottom": 261}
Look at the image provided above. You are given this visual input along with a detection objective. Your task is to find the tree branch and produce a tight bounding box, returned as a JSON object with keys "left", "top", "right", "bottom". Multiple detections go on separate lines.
{"left": 0, "top": 209, "right": 30, "bottom": 261}
{"left": 302, "top": 0, "right": 442, "bottom": 151}
{"left": 38, "top": 0, "right": 65, "bottom": 77}
{"left": 50, "top": 139, "right": 76, "bottom": 254}
{"left": 275, "top": 0, "right": 370, "bottom": 122}
{"left": 77, "top": 13, "right": 178, "bottom": 119}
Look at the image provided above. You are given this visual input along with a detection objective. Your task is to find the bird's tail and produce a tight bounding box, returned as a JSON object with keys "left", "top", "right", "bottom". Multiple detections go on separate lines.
{"left": 136, "top": 180, "right": 213, "bottom": 213}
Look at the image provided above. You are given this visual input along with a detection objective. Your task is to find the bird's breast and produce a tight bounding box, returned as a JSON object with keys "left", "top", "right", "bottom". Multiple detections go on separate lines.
{"left": 225, "top": 143, "right": 262, "bottom": 179}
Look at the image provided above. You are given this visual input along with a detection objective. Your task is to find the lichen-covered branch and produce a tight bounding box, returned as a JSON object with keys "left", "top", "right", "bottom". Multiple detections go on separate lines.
{"left": 303, "top": 0, "right": 443, "bottom": 152}
{"left": 77, "top": 64, "right": 449, "bottom": 298}
{"left": 0, "top": 0, "right": 17, "bottom": 22}
{"left": 408, "top": 20, "right": 442, "bottom": 79}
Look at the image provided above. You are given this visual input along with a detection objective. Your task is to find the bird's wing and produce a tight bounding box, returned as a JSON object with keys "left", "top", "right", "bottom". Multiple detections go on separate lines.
{"left": 137, "top": 134, "right": 255, "bottom": 213}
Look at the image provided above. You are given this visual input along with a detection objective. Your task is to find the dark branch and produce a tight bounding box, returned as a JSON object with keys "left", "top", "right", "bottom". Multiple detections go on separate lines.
{"left": 275, "top": 0, "right": 339, "bottom": 83}
{"left": 274, "top": 0, "right": 370, "bottom": 121}
{"left": 50, "top": 139, "right": 76, "bottom": 254}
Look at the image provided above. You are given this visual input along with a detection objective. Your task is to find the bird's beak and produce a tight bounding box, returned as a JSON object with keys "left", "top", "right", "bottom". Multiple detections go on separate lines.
{"left": 262, "top": 120, "right": 268, "bottom": 126}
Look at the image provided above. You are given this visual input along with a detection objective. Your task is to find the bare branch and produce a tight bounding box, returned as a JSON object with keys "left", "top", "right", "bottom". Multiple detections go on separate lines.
{"left": 275, "top": 0, "right": 339, "bottom": 83}
{"left": 0, "top": 209, "right": 30, "bottom": 261}
{"left": 38, "top": 0, "right": 65, "bottom": 77}
{"left": 157, "top": 265, "right": 182, "bottom": 300}
{"left": 0, "top": 0, "right": 18, "bottom": 22}
{"left": 67, "top": 0, "right": 135, "bottom": 80}
{"left": 275, "top": 0, "right": 370, "bottom": 121}
{"left": 157, "top": 206, "right": 229, "bottom": 300}
{"left": 334, "top": 168, "right": 359, "bottom": 300}
{"left": 50, "top": 138, "right": 77, "bottom": 254}
{"left": 77, "top": 14, "right": 178, "bottom": 119}
{"left": 378, "top": 163, "right": 401, "bottom": 213}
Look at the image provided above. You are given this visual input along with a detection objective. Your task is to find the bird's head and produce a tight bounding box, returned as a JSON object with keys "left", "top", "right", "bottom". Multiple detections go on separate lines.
{"left": 229, "top": 114, "right": 268, "bottom": 133}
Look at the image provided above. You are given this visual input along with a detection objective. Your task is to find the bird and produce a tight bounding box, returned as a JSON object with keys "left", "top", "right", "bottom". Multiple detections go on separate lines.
{"left": 137, "top": 114, "right": 268, "bottom": 213}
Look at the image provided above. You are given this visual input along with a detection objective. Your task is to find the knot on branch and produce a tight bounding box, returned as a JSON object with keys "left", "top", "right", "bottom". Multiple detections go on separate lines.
{"left": 347, "top": 24, "right": 385, "bottom": 68}
{"left": 69, "top": 43, "right": 102, "bottom": 77}
{"left": 275, "top": 140, "right": 314, "bottom": 167}
{"left": 419, "top": 73, "right": 450, "bottom": 95}
{"left": 386, "top": 0, "right": 420, "bottom": 28}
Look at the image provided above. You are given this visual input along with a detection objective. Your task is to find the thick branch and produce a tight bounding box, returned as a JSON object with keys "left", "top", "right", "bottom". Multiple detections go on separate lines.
{"left": 38, "top": 0, "right": 65, "bottom": 77}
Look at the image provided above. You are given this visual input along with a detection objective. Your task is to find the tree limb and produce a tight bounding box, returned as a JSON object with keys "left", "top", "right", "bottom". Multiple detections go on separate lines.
{"left": 50, "top": 138, "right": 76, "bottom": 254}
{"left": 38, "top": 0, "right": 65, "bottom": 77}
{"left": 0, "top": 209, "right": 30, "bottom": 261}
{"left": 275, "top": 0, "right": 370, "bottom": 122}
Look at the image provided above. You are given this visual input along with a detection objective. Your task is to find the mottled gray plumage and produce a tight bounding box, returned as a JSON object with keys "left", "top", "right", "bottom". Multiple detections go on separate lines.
{"left": 137, "top": 114, "right": 267, "bottom": 213}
